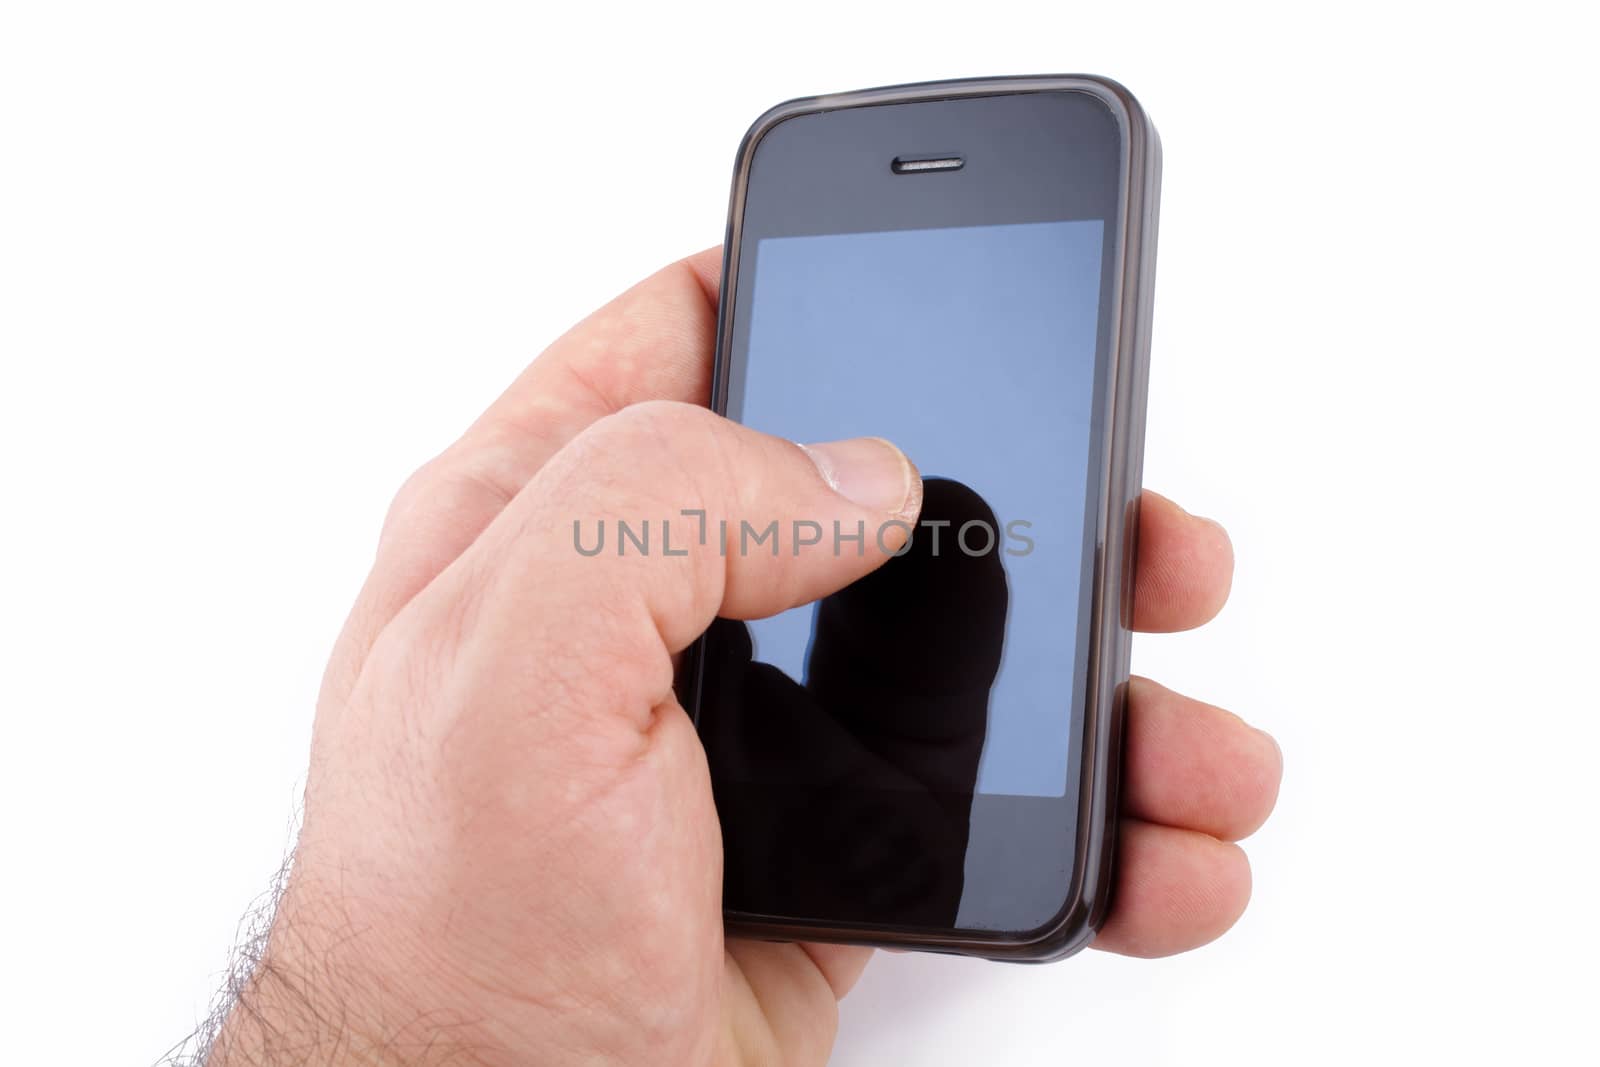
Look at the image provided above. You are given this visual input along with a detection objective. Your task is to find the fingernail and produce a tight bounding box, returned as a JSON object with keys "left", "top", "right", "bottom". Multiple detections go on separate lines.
{"left": 801, "top": 437, "right": 916, "bottom": 516}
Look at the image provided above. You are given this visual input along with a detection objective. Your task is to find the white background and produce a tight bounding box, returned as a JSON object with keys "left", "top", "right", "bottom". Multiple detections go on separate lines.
{"left": 2, "top": 2, "right": 1596, "bottom": 1064}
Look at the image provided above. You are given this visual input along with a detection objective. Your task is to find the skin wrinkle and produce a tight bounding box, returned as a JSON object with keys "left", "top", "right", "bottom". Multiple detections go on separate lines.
{"left": 555, "top": 348, "right": 630, "bottom": 423}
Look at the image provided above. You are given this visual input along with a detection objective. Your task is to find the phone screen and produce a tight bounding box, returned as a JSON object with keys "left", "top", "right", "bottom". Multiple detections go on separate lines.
{"left": 697, "top": 92, "right": 1124, "bottom": 936}
{"left": 741, "top": 220, "right": 1104, "bottom": 798}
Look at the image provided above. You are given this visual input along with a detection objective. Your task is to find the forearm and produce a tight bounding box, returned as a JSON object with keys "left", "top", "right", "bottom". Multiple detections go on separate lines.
{"left": 194, "top": 876, "right": 490, "bottom": 1067}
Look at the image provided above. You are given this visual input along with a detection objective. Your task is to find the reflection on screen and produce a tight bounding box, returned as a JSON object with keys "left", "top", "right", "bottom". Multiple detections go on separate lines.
{"left": 735, "top": 220, "right": 1105, "bottom": 799}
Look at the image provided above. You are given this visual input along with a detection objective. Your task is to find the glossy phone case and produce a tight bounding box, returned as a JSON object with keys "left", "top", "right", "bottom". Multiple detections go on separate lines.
{"left": 692, "top": 74, "right": 1161, "bottom": 962}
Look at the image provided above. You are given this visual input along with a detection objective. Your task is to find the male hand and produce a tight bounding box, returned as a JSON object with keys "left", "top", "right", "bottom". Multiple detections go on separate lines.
{"left": 210, "top": 249, "right": 1282, "bottom": 1066}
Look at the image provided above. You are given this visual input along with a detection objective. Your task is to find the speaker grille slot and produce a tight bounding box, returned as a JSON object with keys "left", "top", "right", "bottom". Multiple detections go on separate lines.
{"left": 891, "top": 155, "right": 964, "bottom": 174}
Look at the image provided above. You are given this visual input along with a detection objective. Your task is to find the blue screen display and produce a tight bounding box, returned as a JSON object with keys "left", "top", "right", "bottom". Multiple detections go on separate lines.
{"left": 738, "top": 219, "right": 1106, "bottom": 798}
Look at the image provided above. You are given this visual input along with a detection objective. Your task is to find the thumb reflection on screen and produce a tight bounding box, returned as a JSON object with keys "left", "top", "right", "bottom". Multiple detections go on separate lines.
{"left": 700, "top": 477, "right": 1008, "bottom": 928}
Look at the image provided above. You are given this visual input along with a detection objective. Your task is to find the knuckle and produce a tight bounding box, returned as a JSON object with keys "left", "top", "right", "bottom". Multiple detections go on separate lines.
{"left": 603, "top": 397, "right": 720, "bottom": 445}
{"left": 569, "top": 400, "right": 729, "bottom": 507}
{"left": 382, "top": 455, "right": 449, "bottom": 533}
{"left": 383, "top": 437, "right": 524, "bottom": 541}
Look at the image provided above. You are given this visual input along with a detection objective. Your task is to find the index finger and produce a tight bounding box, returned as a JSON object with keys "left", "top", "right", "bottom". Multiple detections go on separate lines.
{"left": 325, "top": 247, "right": 725, "bottom": 705}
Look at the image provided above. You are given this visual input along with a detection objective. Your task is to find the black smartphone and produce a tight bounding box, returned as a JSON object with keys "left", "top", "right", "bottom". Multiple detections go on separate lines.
{"left": 684, "top": 75, "right": 1160, "bottom": 962}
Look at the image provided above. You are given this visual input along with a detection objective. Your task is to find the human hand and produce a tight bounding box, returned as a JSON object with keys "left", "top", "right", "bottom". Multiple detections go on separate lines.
{"left": 208, "top": 249, "right": 1282, "bottom": 1067}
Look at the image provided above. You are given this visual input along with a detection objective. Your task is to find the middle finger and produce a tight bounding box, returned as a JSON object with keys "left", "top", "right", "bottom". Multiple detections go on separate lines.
{"left": 1120, "top": 676, "right": 1282, "bottom": 841}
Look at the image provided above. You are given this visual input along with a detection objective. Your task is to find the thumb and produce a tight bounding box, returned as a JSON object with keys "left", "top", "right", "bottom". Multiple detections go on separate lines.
{"left": 291, "top": 398, "right": 920, "bottom": 1065}
{"left": 390, "top": 399, "right": 923, "bottom": 740}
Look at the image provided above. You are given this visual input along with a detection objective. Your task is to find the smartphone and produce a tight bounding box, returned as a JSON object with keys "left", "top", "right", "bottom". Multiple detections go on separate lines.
{"left": 684, "top": 75, "right": 1160, "bottom": 962}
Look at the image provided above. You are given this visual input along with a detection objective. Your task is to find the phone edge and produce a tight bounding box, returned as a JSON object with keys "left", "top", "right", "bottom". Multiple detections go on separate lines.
{"left": 680, "top": 73, "right": 1162, "bottom": 963}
